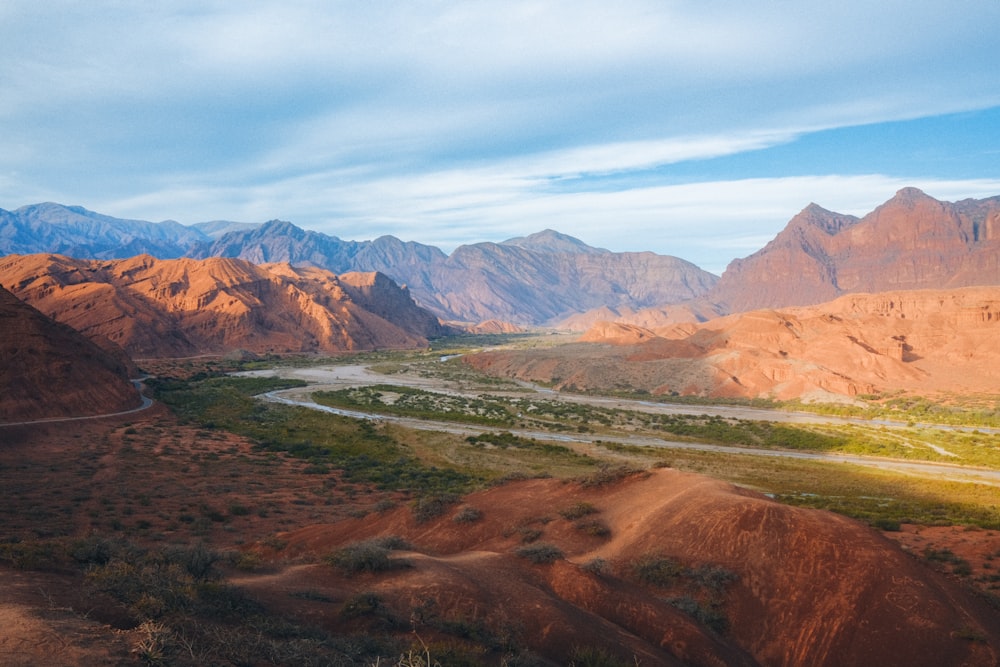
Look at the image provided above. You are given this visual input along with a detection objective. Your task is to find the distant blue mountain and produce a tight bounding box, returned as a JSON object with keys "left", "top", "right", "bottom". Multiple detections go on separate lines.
{"left": 0, "top": 203, "right": 209, "bottom": 259}
{"left": 1, "top": 202, "right": 717, "bottom": 324}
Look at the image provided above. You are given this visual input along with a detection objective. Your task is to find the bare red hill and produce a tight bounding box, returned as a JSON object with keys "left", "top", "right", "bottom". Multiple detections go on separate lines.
{"left": 467, "top": 286, "right": 1000, "bottom": 400}
{"left": 0, "top": 254, "right": 446, "bottom": 358}
{"left": 709, "top": 188, "right": 1000, "bottom": 313}
{"left": 0, "top": 285, "right": 140, "bottom": 422}
{"left": 245, "top": 469, "right": 1000, "bottom": 666}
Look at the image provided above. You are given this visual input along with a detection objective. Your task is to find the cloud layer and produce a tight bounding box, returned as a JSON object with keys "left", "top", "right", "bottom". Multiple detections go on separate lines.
{"left": 2, "top": 1, "right": 999, "bottom": 272}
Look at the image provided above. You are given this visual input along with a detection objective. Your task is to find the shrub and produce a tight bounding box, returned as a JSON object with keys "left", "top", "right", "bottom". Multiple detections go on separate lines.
{"left": 515, "top": 543, "right": 563, "bottom": 564}
{"left": 518, "top": 528, "right": 543, "bottom": 544}
{"left": 578, "top": 464, "right": 645, "bottom": 488}
{"left": 667, "top": 596, "right": 729, "bottom": 634}
{"left": 574, "top": 519, "right": 611, "bottom": 538}
{"left": 632, "top": 554, "right": 683, "bottom": 587}
{"left": 412, "top": 494, "right": 460, "bottom": 523}
{"left": 452, "top": 506, "right": 482, "bottom": 523}
{"left": 568, "top": 645, "right": 633, "bottom": 666}
{"left": 559, "top": 502, "right": 598, "bottom": 520}
{"left": 688, "top": 564, "right": 739, "bottom": 593}
{"left": 581, "top": 558, "right": 610, "bottom": 576}
{"left": 325, "top": 537, "right": 411, "bottom": 573}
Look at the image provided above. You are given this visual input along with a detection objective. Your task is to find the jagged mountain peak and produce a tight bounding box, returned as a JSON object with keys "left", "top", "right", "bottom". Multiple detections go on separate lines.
{"left": 790, "top": 203, "right": 859, "bottom": 236}
{"left": 709, "top": 190, "right": 1000, "bottom": 312}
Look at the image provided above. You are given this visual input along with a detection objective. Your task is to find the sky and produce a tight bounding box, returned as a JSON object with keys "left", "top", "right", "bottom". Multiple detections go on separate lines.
{"left": 2, "top": 2, "right": 1000, "bottom": 274}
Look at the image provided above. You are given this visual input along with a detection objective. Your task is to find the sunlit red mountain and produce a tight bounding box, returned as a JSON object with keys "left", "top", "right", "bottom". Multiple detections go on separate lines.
{"left": 0, "top": 254, "right": 447, "bottom": 358}
{"left": 467, "top": 286, "right": 1000, "bottom": 400}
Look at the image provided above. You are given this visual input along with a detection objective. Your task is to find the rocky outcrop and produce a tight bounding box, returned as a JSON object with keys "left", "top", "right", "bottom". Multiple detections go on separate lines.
{"left": 0, "top": 254, "right": 443, "bottom": 358}
{"left": 709, "top": 188, "right": 1000, "bottom": 312}
{"left": 0, "top": 285, "right": 140, "bottom": 421}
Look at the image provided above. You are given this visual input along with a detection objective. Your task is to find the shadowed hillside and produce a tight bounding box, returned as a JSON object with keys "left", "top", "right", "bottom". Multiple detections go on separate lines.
{"left": 246, "top": 469, "right": 1000, "bottom": 666}
{"left": 0, "top": 285, "right": 139, "bottom": 421}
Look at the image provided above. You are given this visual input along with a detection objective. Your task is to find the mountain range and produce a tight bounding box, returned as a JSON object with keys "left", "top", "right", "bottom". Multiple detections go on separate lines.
{"left": 3, "top": 188, "right": 1000, "bottom": 329}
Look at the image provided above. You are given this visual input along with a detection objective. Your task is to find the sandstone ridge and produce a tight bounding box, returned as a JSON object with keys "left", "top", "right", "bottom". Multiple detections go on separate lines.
{"left": 0, "top": 254, "right": 446, "bottom": 358}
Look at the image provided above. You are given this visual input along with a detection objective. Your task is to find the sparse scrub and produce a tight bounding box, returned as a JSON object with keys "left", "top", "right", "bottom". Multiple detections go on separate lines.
{"left": 581, "top": 557, "right": 610, "bottom": 576}
{"left": 568, "top": 645, "right": 635, "bottom": 666}
{"left": 515, "top": 543, "right": 563, "bottom": 564}
{"left": 578, "top": 464, "right": 646, "bottom": 488}
{"left": 574, "top": 519, "right": 611, "bottom": 538}
{"left": 667, "top": 596, "right": 729, "bottom": 634}
{"left": 412, "top": 494, "right": 460, "bottom": 523}
{"left": 325, "top": 536, "right": 412, "bottom": 573}
{"left": 632, "top": 554, "right": 684, "bottom": 587}
{"left": 452, "top": 506, "right": 482, "bottom": 523}
{"left": 559, "top": 501, "right": 598, "bottom": 520}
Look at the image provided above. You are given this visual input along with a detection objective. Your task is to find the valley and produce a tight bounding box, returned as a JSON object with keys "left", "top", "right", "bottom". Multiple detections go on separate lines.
{"left": 4, "top": 191, "right": 1000, "bottom": 665}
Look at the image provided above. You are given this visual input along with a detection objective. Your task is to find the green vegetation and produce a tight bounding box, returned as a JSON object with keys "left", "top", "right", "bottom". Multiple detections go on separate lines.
{"left": 785, "top": 394, "right": 1000, "bottom": 429}
{"left": 150, "top": 375, "right": 477, "bottom": 498}
{"left": 325, "top": 536, "right": 413, "bottom": 573}
{"left": 558, "top": 502, "right": 599, "bottom": 520}
{"left": 515, "top": 542, "right": 564, "bottom": 564}
{"left": 628, "top": 553, "right": 738, "bottom": 634}
{"left": 148, "top": 355, "right": 1000, "bottom": 534}
{"left": 600, "top": 442, "right": 1000, "bottom": 529}
{"left": 314, "top": 381, "right": 1000, "bottom": 469}
{"left": 69, "top": 536, "right": 408, "bottom": 665}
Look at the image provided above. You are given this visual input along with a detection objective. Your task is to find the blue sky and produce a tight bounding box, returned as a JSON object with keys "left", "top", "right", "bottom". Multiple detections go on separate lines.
{"left": 2, "top": 2, "right": 1000, "bottom": 274}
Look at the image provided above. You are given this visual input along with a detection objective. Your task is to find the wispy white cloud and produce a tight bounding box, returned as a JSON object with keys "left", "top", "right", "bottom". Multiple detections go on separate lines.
{"left": 1, "top": 1, "right": 1000, "bottom": 273}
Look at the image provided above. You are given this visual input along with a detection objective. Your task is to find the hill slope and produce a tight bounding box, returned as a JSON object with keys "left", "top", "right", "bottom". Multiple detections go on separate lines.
{"left": 250, "top": 469, "right": 1000, "bottom": 666}
{"left": 0, "top": 254, "right": 445, "bottom": 358}
{"left": 0, "top": 285, "right": 140, "bottom": 421}
{"left": 466, "top": 286, "right": 1000, "bottom": 400}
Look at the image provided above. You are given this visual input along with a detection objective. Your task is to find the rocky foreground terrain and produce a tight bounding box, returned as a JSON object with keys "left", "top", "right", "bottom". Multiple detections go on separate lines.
{"left": 2, "top": 402, "right": 998, "bottom": 666}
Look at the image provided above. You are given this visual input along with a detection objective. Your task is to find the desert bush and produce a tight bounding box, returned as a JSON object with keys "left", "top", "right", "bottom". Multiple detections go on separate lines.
{"left": 326, "top": 537, "right": 411, "bottom": 573}
{"left": 0, "top": 539, "right": 61, "bottom": 570}
{"left": 452, "top": 506, "right": 482, "bottom": 523}
{"left": 667, "top": 596, "right": 729, "bottom": 634}
{"left": 559, "top": 502, "right": 598, "bottom": 520}
{"left": 412, "top": 494, "right": 460, "bottom": 523}
{"left": 574, "top": 519, "right": 611, "bottom": 538}
{"left": 568, "top": 645, "right": 634, "bottom": 666}
{"left": 164, "top": 542, "right": 220, "bottom": 580}
{"left": 631, "top": 554, "right": 683, "bottom": 587}
{"left": 688, "top": 564, "right": 739, "bottom": 593}
{"left": 515, "top": 543, "right": 563, "bottom": 564}
{"left": 578, "top": 464, "right": 646, "bottom": 488}
{"left": 581, "top": 558, "right": 610, "bottom": 576}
